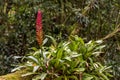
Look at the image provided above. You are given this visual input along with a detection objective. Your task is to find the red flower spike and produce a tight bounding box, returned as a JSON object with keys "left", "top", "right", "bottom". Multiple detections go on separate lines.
{"left": 36, "top": 10, "right": 43, "bottom": 46}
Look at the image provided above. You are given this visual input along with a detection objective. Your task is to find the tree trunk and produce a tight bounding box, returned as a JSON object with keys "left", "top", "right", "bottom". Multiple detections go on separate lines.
{"left": 0, "top": 69, "right": 32, "bottom": 80}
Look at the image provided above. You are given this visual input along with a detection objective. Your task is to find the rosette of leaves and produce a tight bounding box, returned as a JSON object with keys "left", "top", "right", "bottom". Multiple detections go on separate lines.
{"left": 13, "top": 36, "right": 112, "bottom": 80}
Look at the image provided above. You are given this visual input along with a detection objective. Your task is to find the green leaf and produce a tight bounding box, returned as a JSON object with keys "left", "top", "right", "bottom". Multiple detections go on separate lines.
{"left": 70, "top": 52, "right": 81, "bottom": 58}
{"left": 95, "top": 40, "right": 103, "bottom": 44}
{"left": 64, "top": 56, "right": 71, "bottom": 61}
{"left": 57, "top": 48, "right": 64, "bottom": 59}
{"left": 83, "top": 73, "right": 94, "bottom": 80}
{"left": 29, "top": 47, "right": 38, "bottom": 51}
{"left": 83, "top": 77, "right": 93, "bottom": 80}
{"left": 99, "top": 73, "right": 109, "bottom": 80}
{"left": 73, "top": 68, "right": 85, "bottom": 72}
{"left": 39, "top": 73, "right": 47, "bottom": 80}
{"left": 22, "top": 72, "right": 35, "bottom": 77}
{"left": 77, "top": 37, "right": 85, "bottom": 46}
{"left": 64, "top": 76, "right": 67, "bottom": 80}
{"left": 68, "top": 76, "right": 78, "bottom": 80}
{"left": 33, "top": 66, "right": 39, "bottom": 72}
{"left": 11, "top": 66, "right": 25, "bottom": 72}
{"left": 33, "top": 73, "right": 47, "bottom": 80}
{"left": 27, "top": 56, "right": 39, "bottom": 64}
{"left": 94, "top": 45, "right": 106, "bottom": 51}
{"left": 42, "top": 38, "right": 48, "bottom": 45}
{"left": 92, "top": 51, "right": 103, "bottom": 56}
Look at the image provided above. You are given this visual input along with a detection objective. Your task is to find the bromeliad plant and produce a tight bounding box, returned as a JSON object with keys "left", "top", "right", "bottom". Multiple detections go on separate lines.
{"left": 13, "top": 35, "right": 112, "bottom": 80}
{"left": 11, "top": 11, "right": 112, "bottom": 79}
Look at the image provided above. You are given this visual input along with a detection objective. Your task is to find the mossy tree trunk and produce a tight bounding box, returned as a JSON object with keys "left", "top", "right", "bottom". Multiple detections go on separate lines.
{"left": 0, "top": 70, "right": 32, "bottom": 80}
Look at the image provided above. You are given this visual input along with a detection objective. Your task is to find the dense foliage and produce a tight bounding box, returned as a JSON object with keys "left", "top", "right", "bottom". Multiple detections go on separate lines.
{"left": 0, "top": 0, "right": 120, "bottom": 80}
{"left": 13, "top": 36, "right": 112, "bottom": 80}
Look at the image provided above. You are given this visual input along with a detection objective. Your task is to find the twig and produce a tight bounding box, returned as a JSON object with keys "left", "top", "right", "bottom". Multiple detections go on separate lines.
{"left": 101, "top": 24, "right": 120, "bottom": 40}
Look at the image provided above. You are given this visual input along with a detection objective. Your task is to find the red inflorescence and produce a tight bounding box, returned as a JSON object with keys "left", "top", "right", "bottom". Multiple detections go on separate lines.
{"left": 36, "top": 10, "right": 43, "bottom": 45}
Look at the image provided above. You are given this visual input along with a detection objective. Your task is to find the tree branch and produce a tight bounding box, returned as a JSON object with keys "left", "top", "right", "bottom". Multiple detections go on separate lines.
{"left": 101, "top": 24, "right": 120, "bottom": 40}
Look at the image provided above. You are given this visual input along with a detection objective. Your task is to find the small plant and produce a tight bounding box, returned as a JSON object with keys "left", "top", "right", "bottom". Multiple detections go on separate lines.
{"left": 12, "top": 35, "right": 112, "bottom": 80}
